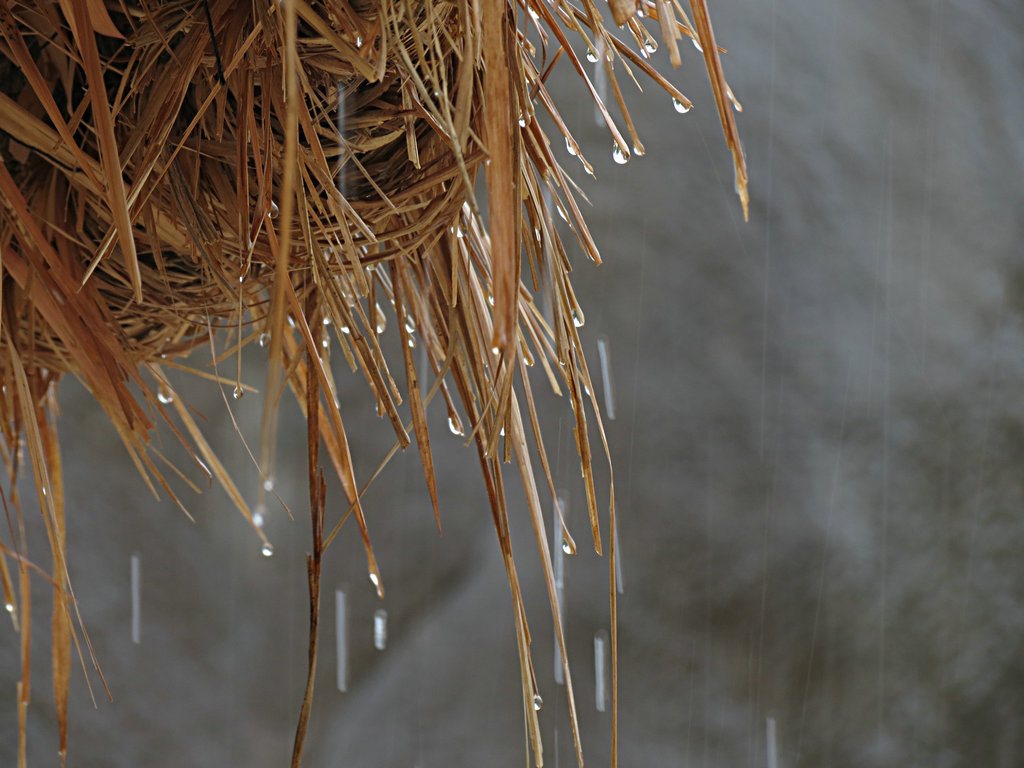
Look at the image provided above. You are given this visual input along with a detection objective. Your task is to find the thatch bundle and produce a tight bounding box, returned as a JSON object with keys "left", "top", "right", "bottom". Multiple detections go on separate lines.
{"left": 0, "top": 0, "right": 745, "bottom": 764}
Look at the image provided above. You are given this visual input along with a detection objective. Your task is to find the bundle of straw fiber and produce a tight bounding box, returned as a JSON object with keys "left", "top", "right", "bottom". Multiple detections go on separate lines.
{"left": 0, "top": 0, "right": 745, "bottom": 764}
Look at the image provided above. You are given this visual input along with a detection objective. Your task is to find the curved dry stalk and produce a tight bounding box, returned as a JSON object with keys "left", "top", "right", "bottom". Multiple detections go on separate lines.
{"left": 0, "top": 0, "right": 747, "bottom": 764}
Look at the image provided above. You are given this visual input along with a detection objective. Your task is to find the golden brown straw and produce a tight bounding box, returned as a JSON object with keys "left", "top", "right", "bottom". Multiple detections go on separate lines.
{"left": 0, "top": 0, "right": 746, "bottom": 764}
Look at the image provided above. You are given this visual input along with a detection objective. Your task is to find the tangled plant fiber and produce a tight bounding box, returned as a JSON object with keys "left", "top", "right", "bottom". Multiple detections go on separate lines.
{"left": 0, "top": 0, "right": 746, "bottom": 764}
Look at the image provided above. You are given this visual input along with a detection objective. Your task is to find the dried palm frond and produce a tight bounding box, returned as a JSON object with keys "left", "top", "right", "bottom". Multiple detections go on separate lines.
{"left": 0, "top": 0, "right": 746, "bottom": 765}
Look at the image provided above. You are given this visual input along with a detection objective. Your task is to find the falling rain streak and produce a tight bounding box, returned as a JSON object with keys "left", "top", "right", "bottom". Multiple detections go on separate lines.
{"left": 766, "top": 717, "right": 779, "bottom": 768}
{"left": 336, "top": 589, "right": 348, "bottom": 692}
{"left": 554, "top": 495, "right": 567, "bottom": 685}
{"left": 596, "top": 335, "right": 615, "bottom": 420}
{"left": 593, "top": 37, "right": 607, "bottom": 127}
{"left": 130, "top": 554, "right": 141, "bottom": 645}
{"left": 373, "top": 608, "right": 388, "bottom": 650}
{"left": 594, "top": 629, "right": 609, "bottom": 712}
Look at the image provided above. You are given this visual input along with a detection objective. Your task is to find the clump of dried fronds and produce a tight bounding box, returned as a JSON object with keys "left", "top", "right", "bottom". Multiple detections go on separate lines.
{"left": 0, "top": 0, "right": 745, "bottom": 765}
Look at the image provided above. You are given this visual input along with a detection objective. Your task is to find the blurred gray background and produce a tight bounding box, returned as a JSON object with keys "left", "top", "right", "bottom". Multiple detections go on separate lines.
{"left": 4, "top": 0, "right": 1024, "bottom": 766}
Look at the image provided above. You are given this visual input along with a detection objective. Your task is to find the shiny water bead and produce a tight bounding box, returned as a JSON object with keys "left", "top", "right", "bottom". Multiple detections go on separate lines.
{"left": 673, "top": 98, "right": 691, "bottom": 114}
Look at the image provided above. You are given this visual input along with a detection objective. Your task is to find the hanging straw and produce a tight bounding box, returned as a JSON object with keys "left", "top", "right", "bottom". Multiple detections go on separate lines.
{"left": 0, "top": 0, "right": 746, "bottom": 765}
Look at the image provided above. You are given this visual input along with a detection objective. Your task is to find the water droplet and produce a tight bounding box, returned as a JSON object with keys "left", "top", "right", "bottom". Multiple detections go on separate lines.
{"left": 263, "top": 477, "right": 275, "bottom": 492}
{"left": 672, "top": 98, "right": 691, "bottom": 114}
{"left": 487, "top": 294, "right": 495, "bottom": 307}
{"left": 632, "top": 143, "right": 646, "bottom": 157}
{"left": 4, "top": 602, "right": 14, "bottom": 614}
{"left": 374, "top": 303, "right": 387, "bottom": 334}
{"left": 323, "top": 316, "right": 332, "bottom": 326}
{"left": 565, "top": 137, "right": 578, "bottom": 156}
{"left": 355, "top": 35, "right": 363, "bottom": 48}
{"left": 691, "top": 37, "right": 703, "bottom": 52}
{"left": 157, "top": 386, "right": 173, "bottom": 404}
{"left": 253, "top": 505, "right": 265, "bottom": 528}
{"left": 369, "top": 571, "right": 380, "bottom": 590}
{"left": 612, "top": 144, "right": 629, "bottom": 165}
{"left": 448, "top": 415, "right": 464, "bottom": 436}
{"left": 321, "top": 337, "right": 330, "bottom": 349}
{"left": 373, "top": 608, "right": 388, "bottom": 650}
{"left": 636, "top": 4, "right": 645, "bottom": 17}
{"left": 518, "top": 116, "right": 527, "bottom": 127}
{"left": 586, "top": 49, "right": 599, "bottom": 63}
{"left": 562, "top": 539, "right": 572, "bottom": 554}
{"left": 258, "top": 331, "right": 270, "bottom": 347}
{"left": 261, "top": 543, "right": 274, "bottom": 557}
{"left": 455, "top": 226, "right": 465, "bottom": 239}
{"left": 644, "top": 40, "right": 658, "bottom": 54}
{"left": 232, "top": 385, "right": 243, "bottom": 399}
{"left": 499, "top": 427, "right": 505, "bottom": 437}
{"left": 407, "top": 336, "right": 416, "bottom": 348}
{"left": 269, "top": 200, "right": 279, "bottom": 218}
{"left": 339, "top": 325, "right": 351, "bottom": 335}
{"left": 556, "top": 204, "right": 569, "bottom": 222}
{"left": 572, "top": 308, "right": 585, "bottom": 327}
{"left": 533, "top": 694, "right": 543, "bottom": 711}
{"left": 528, "top": 7, "right": 539, "bottom": 20}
